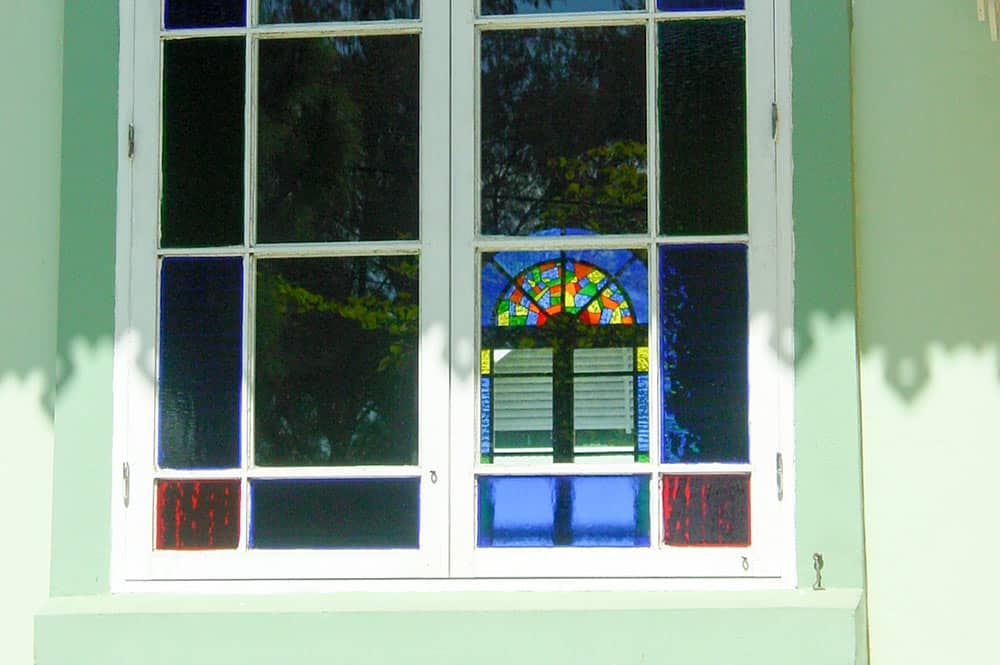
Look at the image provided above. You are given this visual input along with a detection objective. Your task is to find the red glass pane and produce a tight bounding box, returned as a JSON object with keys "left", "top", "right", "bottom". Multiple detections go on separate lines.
{"left": 156, "top": 479, "right": 240, "bottom": 550}
{"left": 661, "top": 474, "right": 749, "bottom": 546}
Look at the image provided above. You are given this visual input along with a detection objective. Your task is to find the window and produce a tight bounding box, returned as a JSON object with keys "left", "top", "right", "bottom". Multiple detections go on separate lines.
{"left": 115, "top": 0, "right": 792, "bottom": 585}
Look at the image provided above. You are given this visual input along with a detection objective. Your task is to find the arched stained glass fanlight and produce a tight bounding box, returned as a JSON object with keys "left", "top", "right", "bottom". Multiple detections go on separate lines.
{"left": 479, "top": 248, "right": 649, "bottom": 465}
{"left": 494, "top": 258, "right": 636, "bottom": 327}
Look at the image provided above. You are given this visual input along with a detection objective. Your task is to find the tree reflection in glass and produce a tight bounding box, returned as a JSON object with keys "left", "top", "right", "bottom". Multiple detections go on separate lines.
{"left": 257, "top": 35, "right": 419, "bottom": 243}
{"left": 254, "top": 256, "right": 418, "bottom": 466}
{"left": 481, "top": 26, "right": 647, "bottom": 236}
{"left": 482, "top": 0, "right": 643, "bottom": 14}
{"left": 260, "top": 0, "right": 419, "bottom": 23}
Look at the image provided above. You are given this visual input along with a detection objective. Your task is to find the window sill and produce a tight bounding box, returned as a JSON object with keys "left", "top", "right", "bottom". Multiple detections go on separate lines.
{"left": 36, "top": 589, "right": 865, "bottom": 665}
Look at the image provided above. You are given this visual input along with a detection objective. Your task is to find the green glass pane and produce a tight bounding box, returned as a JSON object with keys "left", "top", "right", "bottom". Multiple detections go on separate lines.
{"left": 161, "top": 38, "right": 245, "bottom": 247}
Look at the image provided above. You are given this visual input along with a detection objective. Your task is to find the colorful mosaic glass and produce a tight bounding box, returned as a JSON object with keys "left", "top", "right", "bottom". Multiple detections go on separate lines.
{"left": 156, "top": 479, "right": 240, "bottom": 550}
{"left": 661, "top": 474, "right": 749, "bottom": 546}
{"left": 492, "top": 257, "right": 637, "bottom": 328}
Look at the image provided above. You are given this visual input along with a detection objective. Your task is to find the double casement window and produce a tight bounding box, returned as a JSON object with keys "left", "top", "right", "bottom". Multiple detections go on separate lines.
{"left": 115, "top": 0, "right": 792, "bottom": 585}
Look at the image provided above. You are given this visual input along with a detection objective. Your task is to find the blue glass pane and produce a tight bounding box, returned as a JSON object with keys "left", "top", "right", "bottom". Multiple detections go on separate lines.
{"left": 481, "top": 377, "right": 493, "bottom": 458}
{"left": 250, "top": 478, "right": 419, "bottom": 548}
{"left": 165, "top": 0, "right": 246, "bottom": 29}
{"left": 483, "top": 0, "right": 643, "bottom": 15}
{"left": 660, "top": 245, "right": 747, "bottom": 462}
{"left": 478, "top": 475, "right": 650, "bottom": 547}
{"left": 158, "top": 258, "right": 243, "bottom": 469}
{"left": 657, "top": 0, "right": 743, "bottom": 10}
{"left": 261, "top": 0, "right": 418, "bottom": 22}
{"left": 636, "top": 373, "right": 649, "bottom": 456}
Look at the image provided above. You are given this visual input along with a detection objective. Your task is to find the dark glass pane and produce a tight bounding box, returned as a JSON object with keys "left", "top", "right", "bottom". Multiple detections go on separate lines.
{"left": 156, "top": 479, "right": 240, "bottom": 549}
{"left": 658, "top": 0, "right": 744, "bottom": 10}
{"left": 165, "top": 0, "right": 246, "bottom": 29}
{"left": 161, "top": 38, "right": 245, "bottom": 247}
{"left": 481, "top": 27, "right": 647, "bottom": 236}
{"left": 662, "top": 474, "right": 749, "bottom": 546}
{"left": 478, "top": 475, "right": 649, "bottom": 547}
{"left": 260, "top": 0, "right": 418, "bottom": 22}
{"left": 250, "top": 479, "right": 419, "bottom": 548}
{"left": 254, "top": 256, "right": 418, "bottom": 466}
{"left": 482, "top": 0, "right": 643, "bottom": 15}
{"left": 659, "top": 20, "right": 746, "bottom": 235}
{"left": 659, "top": 245, "right": 747, "bottom": 462}
{"left": 158, "top": 257, "right": 243, "bottom": 469}
{"left": 257, "top": 36, "right": 419, "bottom": 243}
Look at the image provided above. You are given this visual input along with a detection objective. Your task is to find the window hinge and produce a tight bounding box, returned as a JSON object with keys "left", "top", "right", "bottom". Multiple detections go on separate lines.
{"left": 771, "top": 102, "right": 779, "bottom": 140}
{"left": 127, "top": 124, "right": 135, "bottom": 159}
{"left": 122, "top": 461, "right": 130, "bottom": 507}
{"left": 776, "top": 452, "right": 784, "bottom": 501}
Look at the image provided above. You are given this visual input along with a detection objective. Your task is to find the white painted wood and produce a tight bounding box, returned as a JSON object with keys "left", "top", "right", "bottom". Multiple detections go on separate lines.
{"left": 115, "top": 0, "right": 795, "bottom": 586}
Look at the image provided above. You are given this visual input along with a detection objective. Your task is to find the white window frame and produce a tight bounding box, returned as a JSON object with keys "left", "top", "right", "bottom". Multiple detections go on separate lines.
{"left": 112, "top": 0, "right": 795, "bottom": 590}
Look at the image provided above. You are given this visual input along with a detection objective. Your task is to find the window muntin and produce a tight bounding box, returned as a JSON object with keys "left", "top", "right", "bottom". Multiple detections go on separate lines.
{"left": 118, "top": 0, "right": 788, "bottom": 583}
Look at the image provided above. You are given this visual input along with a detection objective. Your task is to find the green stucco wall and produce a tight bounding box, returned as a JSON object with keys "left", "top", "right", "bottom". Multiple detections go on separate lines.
{"left": 0, "top": 1, "right": 868, "bottom": 663}
{"left": 0, "top": 2, "right": 63, "bottom": 664}
{"left": 853, "top": 2, "right": 1000, "bottom": 664}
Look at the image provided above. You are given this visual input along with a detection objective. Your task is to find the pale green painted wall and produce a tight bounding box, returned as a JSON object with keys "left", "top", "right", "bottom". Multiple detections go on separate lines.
{"left": 853, "top": 2, "right": 1000, "bottom": 664}
{"left": 0, "top": 0, "right": 869, "bottom": 663}
{"left": 0, "top": 2, "right": 63, "bottom": 664}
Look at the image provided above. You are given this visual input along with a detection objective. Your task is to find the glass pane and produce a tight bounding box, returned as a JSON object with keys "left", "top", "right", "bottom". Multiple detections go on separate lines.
{"left": 257, "top": 35, "right": 419, "bottom": 243}
{"left": 254, "top": 256, "right": 418, "bottom": 466}
{"left": 158, "top": 257, "right": 243, "bottom": 469}
{"left": 156, "top": 479, "right": 240, "bottom": 550}
{"left": 165, "top": 0, "right": 246, "bottom": 29}
{"left": 260, "top": 0, "right": 418, "bottom": 22}
{"left": 478, "top": 475, "right": 650, "bottom": 547}
{"left": 660, "top": 245, "right": 747, "bottom": 462}
{"left": 659, "top": 20, "right": 746, "bottom": 235}
{"left": 481, "top": 250, "right": 648, "bottom": 463}
{"left": 482, "top": 0, "right": 643, "bottom": 15}
{"left": 573, "top": 348, "right": 641, "bottom": 462}
{"left": 661, "top": 474, "right": 749, "bottom": 546}
{"left": 481, "top": 27, "right": 646, "bottom": 236}
{"left": 250, "top": 479, "right": 419, "bottom": 548}
{"left": 657, "top": 0, "right": 744, "bottom": 10}
{"left": 491, "top": 349, "right": 554, "bottom": 462}
{"left": 161, "top": 38, "right": 245, "bottom": 247}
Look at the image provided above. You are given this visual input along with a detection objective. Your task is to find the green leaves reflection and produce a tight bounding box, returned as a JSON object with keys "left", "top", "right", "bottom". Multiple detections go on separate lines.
{"left": 254, "top": 256, "right": 418, "bottom": 466}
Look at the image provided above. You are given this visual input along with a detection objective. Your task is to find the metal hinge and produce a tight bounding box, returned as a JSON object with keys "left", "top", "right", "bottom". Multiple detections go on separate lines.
{"left": 122, "top": 461, "right": 130, "bottom": 507}
{"left": 776, "top": 452, "right": 784, "bottom": 500}
{"left": 771, "top": 102, "right": 779, "bottom": 140}
{"left": 127, "top": 124, "right": 135, "bottom": 159}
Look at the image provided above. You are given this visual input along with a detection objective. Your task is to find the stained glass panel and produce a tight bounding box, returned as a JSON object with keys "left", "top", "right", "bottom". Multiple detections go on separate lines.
{"left": 661, "top": 474, "right": 749, "bottom": 546}
{"left": 158, "top": 257, "right": 242, "bottom": 469}
{"left": 478, "top": 475, "right": 649, "bottom": 547}
{"left": 660, "top": 245, "right": 748, "bottom": 462}
{"left": 156, "top": 479, "right": 240, "bottom": 550}
{"left": 250, "top": 479, "right": 419, "bottom": 548}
